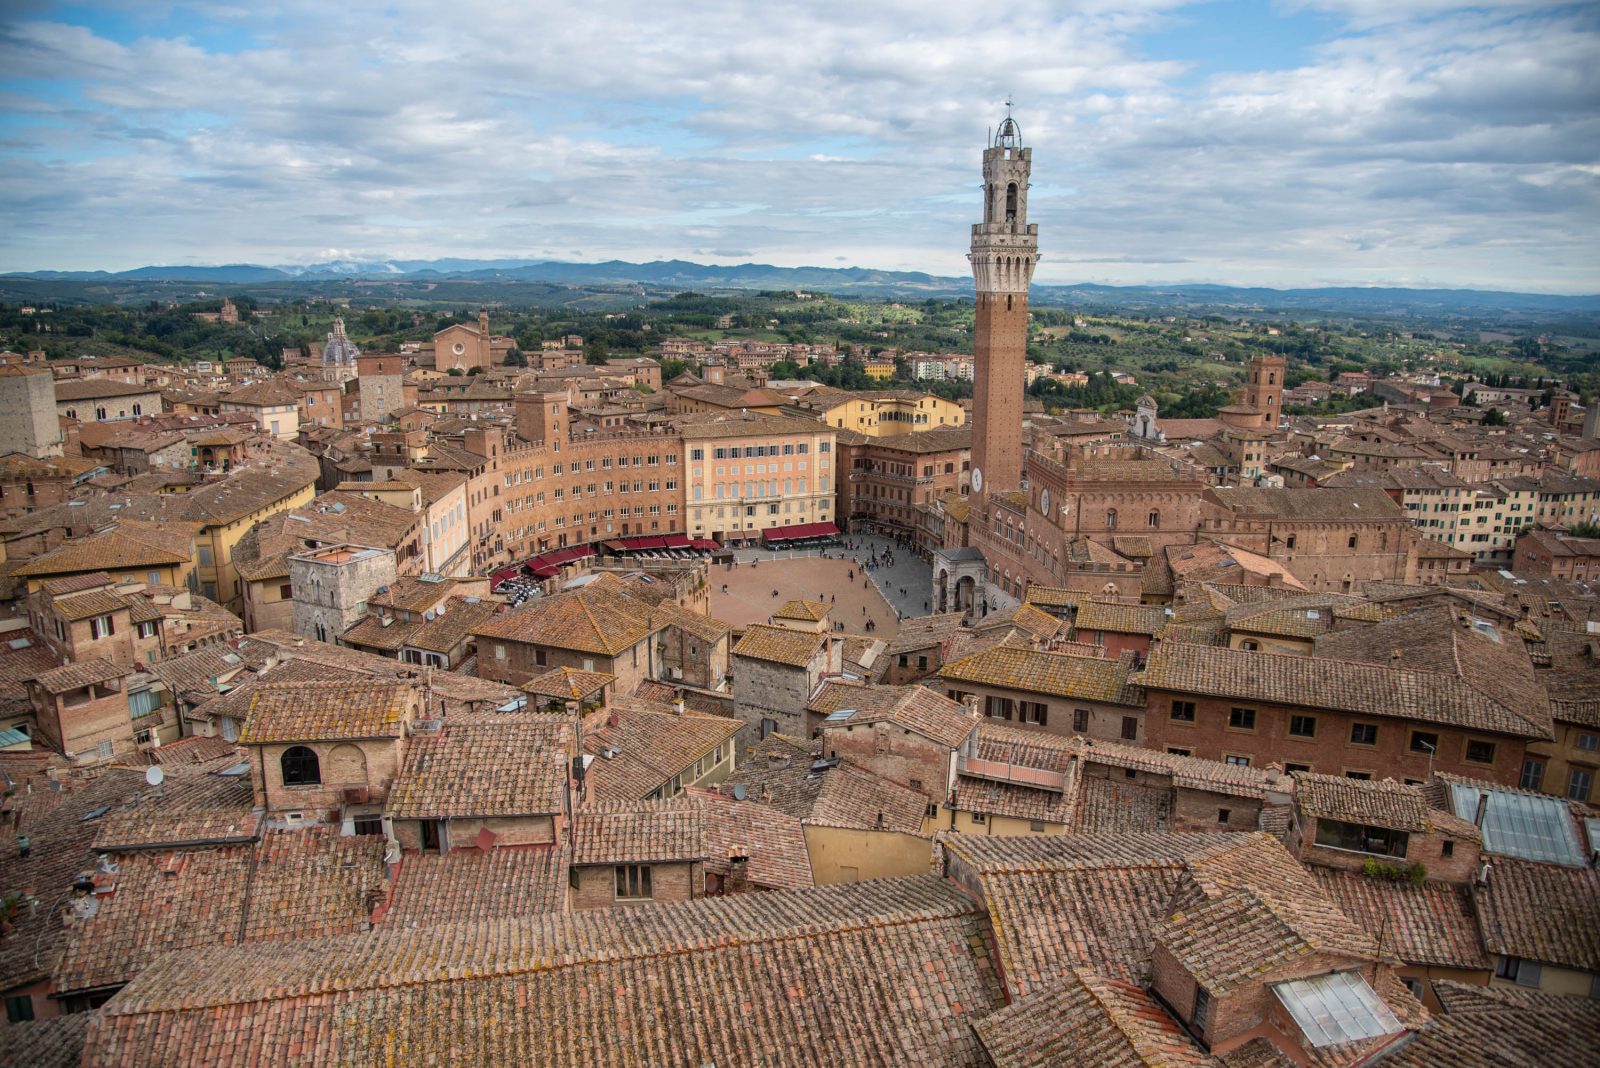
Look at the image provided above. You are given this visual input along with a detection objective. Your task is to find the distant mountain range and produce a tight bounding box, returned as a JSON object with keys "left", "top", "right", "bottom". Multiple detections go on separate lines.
{"left": 6, "top": 257, "right": 1597, "bottom": 315}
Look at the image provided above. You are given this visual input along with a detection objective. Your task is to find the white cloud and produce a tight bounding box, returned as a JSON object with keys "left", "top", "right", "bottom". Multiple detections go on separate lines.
{"left": 0, "top": 0, "right": 1594, "bottom": 291}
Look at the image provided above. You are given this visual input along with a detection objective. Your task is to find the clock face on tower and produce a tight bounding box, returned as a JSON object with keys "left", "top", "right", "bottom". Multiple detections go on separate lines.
{"left": 1041, "top": 488, "right": 1050, "bottom": 514}
{"left": 972, "top": 467, "right": 983, "bottom": 493}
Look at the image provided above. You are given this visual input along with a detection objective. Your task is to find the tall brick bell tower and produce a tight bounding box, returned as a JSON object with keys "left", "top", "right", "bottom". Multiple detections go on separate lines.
{"left": 968, "top": 109, "right": 1038, "bottom": 509}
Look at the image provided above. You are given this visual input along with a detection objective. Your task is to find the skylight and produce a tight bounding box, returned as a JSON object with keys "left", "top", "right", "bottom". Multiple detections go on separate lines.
{"left": 1273, "top": 971, "right": 1401, "bottom": 1048}
{"left": 1450, "top": 783, "right": 1584, "bottom": 866}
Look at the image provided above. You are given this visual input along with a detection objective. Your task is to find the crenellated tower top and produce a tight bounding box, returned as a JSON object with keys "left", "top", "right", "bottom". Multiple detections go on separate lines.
{"left": 969, "top": 107, "right": 1040, "bottom": 295}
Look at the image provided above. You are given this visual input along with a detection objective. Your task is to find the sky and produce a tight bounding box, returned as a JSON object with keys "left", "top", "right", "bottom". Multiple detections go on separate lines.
{"left": 1, "top": 1, "right": 1596, "bottom": 292}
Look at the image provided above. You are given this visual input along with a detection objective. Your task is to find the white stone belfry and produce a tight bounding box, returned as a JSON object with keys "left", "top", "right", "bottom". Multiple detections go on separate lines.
{"left": 967, "top": 113, "right": 1040, "bottom": 295}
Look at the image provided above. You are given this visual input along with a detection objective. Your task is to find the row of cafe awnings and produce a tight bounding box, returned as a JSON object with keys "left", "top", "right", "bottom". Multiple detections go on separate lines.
{"left": 489, "top": 544, "right": 597, "bottom": 588}
{"left": 602, "top": 534, "right": 722, "bottom": 553}
{"left": 489, "top": 534, "right": 727, "bottom": 591}
{"left": 760, "top": 521, "right": 841, "bottom": 544}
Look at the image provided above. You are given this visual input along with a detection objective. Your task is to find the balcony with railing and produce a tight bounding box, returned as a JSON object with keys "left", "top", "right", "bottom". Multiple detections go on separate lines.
{"left": 955, "top": 753, "right": 1067, "bottom": 793}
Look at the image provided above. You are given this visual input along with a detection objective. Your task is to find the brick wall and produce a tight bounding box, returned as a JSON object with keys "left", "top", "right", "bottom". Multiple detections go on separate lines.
{"left": 570, "top": 860, "right": 699, "bottom": 910}
{"left": 1144, "top": 689, "right": 1526, "bottom": 787}
{"left": 822, "top": 720, "right": 950, "bottom": 804}
{"left": 943, "top": 679, "right": 1142, "bottom": 745}
{"left": 732, "top": 656, "right": 815, "bottom": 738}
{"left": 252, "top": 737, "right": 404, "bottom": 820}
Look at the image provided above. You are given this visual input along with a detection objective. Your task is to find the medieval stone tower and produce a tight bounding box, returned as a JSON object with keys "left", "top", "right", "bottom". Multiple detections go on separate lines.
{"left": 968, "top": 110, "right": 1039, "bottom": 506}
{"left": 1244, "top": 353, "right": 1286, "bottom": 430}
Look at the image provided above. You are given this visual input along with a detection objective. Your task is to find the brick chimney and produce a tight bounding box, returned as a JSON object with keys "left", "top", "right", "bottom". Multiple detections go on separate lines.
{"left": 725, "top": 850, "right": 749, "bottom": 895}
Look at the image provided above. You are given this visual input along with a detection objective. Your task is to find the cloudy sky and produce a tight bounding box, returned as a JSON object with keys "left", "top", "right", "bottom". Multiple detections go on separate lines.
{"left": 1, "top": 1, "right": 1596, "bottom": 291}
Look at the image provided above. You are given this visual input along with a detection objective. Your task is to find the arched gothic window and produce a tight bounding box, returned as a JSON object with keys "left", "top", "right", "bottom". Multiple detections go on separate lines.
{"left": 281, "top": 746, "right": 321, "bottom": 786}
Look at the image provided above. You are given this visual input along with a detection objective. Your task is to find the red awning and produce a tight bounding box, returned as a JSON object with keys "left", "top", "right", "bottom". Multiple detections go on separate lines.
{"left": 531, "top": 564, "right": 560, "bottom": 578}
{"left": 546, "top": 548, "right": 577, "bottom": 566}
{"left": 489, "top": 565, "right": 522, "bottom": 588}
{"left": 635, "top": 536, "right": 668, "bottom": 550}
{"left": 573, "top": 544, "right": 595, "bottom": 558}
{"left": 691, "top": 538, "right": 721, "bottom": 550}
{"left": 664, "top": 534, "right": 691, "bottom": 549}
{"left": 764, "top": 521, "right": 839, "bottom": 542}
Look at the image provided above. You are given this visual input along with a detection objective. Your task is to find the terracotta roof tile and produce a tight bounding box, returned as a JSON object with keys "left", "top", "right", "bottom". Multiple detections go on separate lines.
{"left": 0, "top": 1013, "right": 92, "bottom": 1068}
{"left": 387, "top": 716, "right": 571, "bottom": 819}
{"left": 1075, "top": 599, "right": 1171, "bottom": 636}
{"left": 732, "top": 623, "right": 827, "bottom": 667}
{"left": 1294, "top": 772, "right": 1430, "bottom": 832}
{"left": 1136, "top": 644, "right": 1548, "bottom": 739}
{"left": 1384, "top": 982, "right": 1600, "bottom": 1068}
{"left": 810, "top": 680, "right": 978, "bottom": 748}
{"left": 572, "top": 797, "right": 706, "bottom": 864}
{"left": 940, "top": 645, "right": 1143, "bottom": 707}
{"left": 774, "top": 597, "right": 830, "bottom": 622}
{"left": 91, "top": 762, "right": 259, "bottom": 852}
{"left": 520, "top": 666, "right": 615, "bottom": 701}
{"left": 383, "top": 844, "right": 570, "bottom": 928}
{"left": 52, "top": 827, "right": 384, "bottom": 996}
{"left": 580, "top": 701, "right": 743, "bottom": 803}
{"left": 82, "top": 875, "right": 1002, "bottom": 1067}
{"left": 1473, "top": 857, "right": 1600, "bottom": 972}
{"left": 1152, "top": 886, "right": 1378, "bottom": 993}
{"left": 1310, "top": 868, "right": 1489, "bottom": 970}
{"left": 239, "top": 679, "right": 414, "bottom": 743}
{"left": 974, "top": 968, "right": 1222, "bottom": 1068}
{"left": 472, "top": 584, "right": 656, "bottom": 656}
{"left": 33, "top": 656, "right": 126, "bottom": 694}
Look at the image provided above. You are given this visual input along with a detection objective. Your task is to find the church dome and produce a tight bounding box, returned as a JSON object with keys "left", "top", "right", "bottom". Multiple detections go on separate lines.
{"left": 322, "top": 316, "right": 360, "bottom": 366}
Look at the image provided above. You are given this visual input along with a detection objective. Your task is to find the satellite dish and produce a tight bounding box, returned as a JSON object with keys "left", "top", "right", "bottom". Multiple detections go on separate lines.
{"left": 731, "top": 783, "right": 747, "bottom": 801}
{"left": 145, "top": 766, "right": 165, "bottom": 787}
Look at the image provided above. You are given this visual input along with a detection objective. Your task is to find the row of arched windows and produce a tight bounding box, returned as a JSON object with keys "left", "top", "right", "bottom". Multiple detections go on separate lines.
{"left": 1104, "top": 510, "right": 1161, "bottom": 530}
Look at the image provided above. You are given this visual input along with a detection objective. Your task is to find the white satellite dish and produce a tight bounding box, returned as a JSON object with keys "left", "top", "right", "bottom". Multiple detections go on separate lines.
{"left": 731, "top": 783, "right": 747, "bottom": 801}
{"left": 145, "top": 766, "right": 165, "bottom": 787}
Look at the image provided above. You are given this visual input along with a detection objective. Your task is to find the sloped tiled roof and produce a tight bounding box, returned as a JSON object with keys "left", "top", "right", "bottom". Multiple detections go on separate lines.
{"left": 809, "top": 680, "right": 977, "bottom": 748}
{"left": 1135, "top": 644, "right": 1549, "bottom": 739}
{"left": 14, "top": 522, "right": 194, "bottom": 578}
{"left": 1075, "top": 600, "right": 1170, "bottom": 636}
{"left": 52, "top": 828, "right": 384, "bottom": 996}
{"left": 92, "top": 762, "right": 259, "bottom": 852}
{"left": 81, "top": 876, "right": 1004, "bottom": 1067}
{"left": 1075, "top": 738, "right": 1286, "bottom": 800}
{"left": 239, "top": 679, "right": 413, "bottom": 743}
{"left": 32, "top": 656, "right": 126, "bottom": 694}
{"left": 732, "top": 623, "right": 826, "bottom": 668}
{"left": 1381, "top": 982, "right": 1600, "bottom": 1068}
{"left": 472, "top": 584, "right": 656, "bottom": 656}
{"left": 940, "top": 645, "right": 1143, "bottom": 707}
{"left": 696, "top": 792, "right": 813, "bottom": 891}
{"left": 973, "top": 968, "right": 1222, "bottom": 1068}
{"left": 520, "top": 665, "right": 615, "bottom": 701}
{"left": 572, "top": 798, "right": 707, "bottom": 864}
{"left": 774, "top": 597, "right": 830, "bottom": 622}
{"left": 383, "top": 844, "right": 570, "bottom": 928}
{"left": 387, "top": 715, "right": 571, "bottom": 819}
{"left": 1152, "top": 886, "right": 1379, "bottom": 993}
{"left": 1311, "top": 868, "right": 1489, "bottom": 970}
{"left": 1472, "top": 857, "right": 1600, "bottom": 972}
{"left": 581, "top": 701, "right": 743, "bottom": 803}
{"left": 1293, "top": 772, "right": 1430, "bottom": 832}
{"left": 0, "top": 1013, "right": 92, "bottom": 1068}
